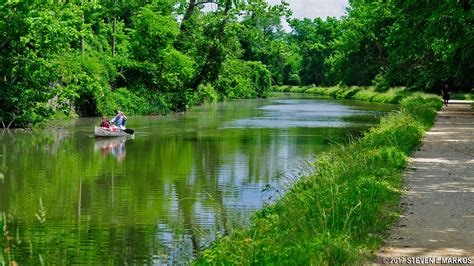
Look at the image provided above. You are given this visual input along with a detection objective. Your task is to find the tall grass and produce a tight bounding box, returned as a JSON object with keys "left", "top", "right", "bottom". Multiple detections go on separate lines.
{"left": 273, "top": 85, "right": 432, "bottom": 104}
{"left": 196, "top": 95, "right": 443, "bottom": 265}
{"left": 450, "top": 92, "right": 474, "bottom": 100}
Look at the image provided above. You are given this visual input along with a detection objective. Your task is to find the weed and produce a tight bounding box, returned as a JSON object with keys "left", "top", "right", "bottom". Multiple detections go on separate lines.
{"left": 35, "top": 198, "right": 46, "bottom": 225}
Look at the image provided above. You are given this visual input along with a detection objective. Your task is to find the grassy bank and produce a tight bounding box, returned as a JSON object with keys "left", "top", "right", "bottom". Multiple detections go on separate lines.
{"left": 196, "top": 92, "right": 443, "bottom": 264}
{"left": 448, "top": 91, "right": 474, "bottom": 109}
{"left": 273, "top": 85, "right": 432, "bottom": 104}
{"left": 450, "top": 92, "right": 474, "bottom": 100}
{"left": 446, "top": 91, "right": 474, "bottom": 109}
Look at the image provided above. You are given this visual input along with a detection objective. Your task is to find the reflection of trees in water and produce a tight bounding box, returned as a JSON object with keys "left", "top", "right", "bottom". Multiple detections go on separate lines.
{"left": 0, "top": 124, "right": 325, "bottom": 264}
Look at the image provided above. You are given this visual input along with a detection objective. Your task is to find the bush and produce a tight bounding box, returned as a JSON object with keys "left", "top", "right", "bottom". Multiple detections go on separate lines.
{"left": 400, "top": 96, "right": 443, "bottom": 127}
{"left": 289, "top": 73, "right": 301, "bottom": 86}
{"left": 198, "top": 83, "right": 219, "bottom": 103}
{"left": 214, "top": 59, "right": 272, "bottom": 99}
{"left": 373, "top": 73, "right": 390, "bottom": 93}
{"left": 361, "top": 113, "right": 424, "bottom": 155}
{"left": 250, "top": 61, "right": 272, "bottom": 97}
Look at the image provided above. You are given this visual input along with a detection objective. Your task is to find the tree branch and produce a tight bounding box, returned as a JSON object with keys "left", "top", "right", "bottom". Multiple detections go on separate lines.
{"left": 7, "top": 117, "right": 15, "bottom": 129}
{"left": 191, "top": 0, "right": 232, "bottom": 91}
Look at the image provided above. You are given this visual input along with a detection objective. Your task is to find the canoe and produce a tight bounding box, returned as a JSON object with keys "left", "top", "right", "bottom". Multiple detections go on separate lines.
{"left": 94, "top": 126, "right": 133, "bottom": 138}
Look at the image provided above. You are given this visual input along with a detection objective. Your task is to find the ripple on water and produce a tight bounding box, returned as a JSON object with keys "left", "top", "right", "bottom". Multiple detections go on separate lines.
{"left": 222, "top": 99, "right": 378, "bottom": 129}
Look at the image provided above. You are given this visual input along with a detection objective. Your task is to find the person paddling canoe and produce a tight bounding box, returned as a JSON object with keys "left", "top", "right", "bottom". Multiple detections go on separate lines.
{"left": 110, "top": 111, "right": 127, "bottom": 129}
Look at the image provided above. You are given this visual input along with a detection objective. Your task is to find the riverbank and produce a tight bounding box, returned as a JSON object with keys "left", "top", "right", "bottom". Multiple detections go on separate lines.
{"left": 273, "top": 85, "right": 431, "bottom": 104}
{"left": 196, "top": 90, "right": 443, "bottom": 264}
{"left": 377, "top": 103, "right": 474, "bottom": 264}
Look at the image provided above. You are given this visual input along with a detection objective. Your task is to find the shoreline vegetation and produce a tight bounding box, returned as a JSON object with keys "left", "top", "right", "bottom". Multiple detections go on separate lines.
{"left": 2, "top": 1, "right": 471, "bottom": 129}
{"left": 195, "top": 88, "right": 443, "bottom": 264}
{"left": 274, "top": 85, "right": 436, "bottom": 104}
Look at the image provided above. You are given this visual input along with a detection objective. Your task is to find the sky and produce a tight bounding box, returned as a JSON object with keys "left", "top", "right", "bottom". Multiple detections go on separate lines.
{"left": 202, "top": 0, "right": 350, "bottom": 31}
{"left": 268, "top": 0, "right": 349, "bottom": 20}
{"left": 267, "top": 0, "right": 349, "bottom": 31}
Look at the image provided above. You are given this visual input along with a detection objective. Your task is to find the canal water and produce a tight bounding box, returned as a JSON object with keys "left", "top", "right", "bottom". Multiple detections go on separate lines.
{"left": 0, "top": 94, "right": 394, "bottom": 264}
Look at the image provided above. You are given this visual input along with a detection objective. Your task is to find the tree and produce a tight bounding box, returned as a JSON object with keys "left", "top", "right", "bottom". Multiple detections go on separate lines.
{"left": 0, "top": 3, "right": 85, "bottom": 125}
{"left": 386, "top": 0, "right": 474, "bottom": 91}
{"left": 237, "top": 0, "right": 294, "bottom": 85}
{"left": 289, "top": 17, "right": 340, "bottom": 85}
{"left": 325, "top": 0, "right": 395, "bottom": 86}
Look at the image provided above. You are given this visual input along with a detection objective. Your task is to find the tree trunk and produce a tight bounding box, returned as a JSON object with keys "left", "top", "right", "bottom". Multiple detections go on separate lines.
{"left": 175, "top": 0, "right": 197, "bottom": 51}
{"left": 375, "top": 40, "right": 388, "bottom": 69}
{"left": 112, "top": 17, "right": 116, "bottom": 57}
{"left": 181, "top": 0, "right": 197, "bottom": 32}
{"left": 191, "top": 0, "right": 232, "bottom": 91}
{"left": 81, "top": 1, "right": 85, "bottom": 55}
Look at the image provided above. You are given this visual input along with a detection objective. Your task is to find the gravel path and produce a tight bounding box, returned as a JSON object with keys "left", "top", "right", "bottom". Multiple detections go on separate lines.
{"left": 376, "top": 103, "right": 474, "bottom": 264}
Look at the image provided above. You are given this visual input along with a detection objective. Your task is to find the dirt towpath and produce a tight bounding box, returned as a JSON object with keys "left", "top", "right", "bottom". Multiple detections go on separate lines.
{"left": 376, "top": 103, "right": 474, "bottom": 264}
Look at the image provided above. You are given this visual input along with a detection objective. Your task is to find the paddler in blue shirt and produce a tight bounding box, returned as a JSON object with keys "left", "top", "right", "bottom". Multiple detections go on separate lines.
{"left": 110, "top": 111, "right": 127, "bottom": 130}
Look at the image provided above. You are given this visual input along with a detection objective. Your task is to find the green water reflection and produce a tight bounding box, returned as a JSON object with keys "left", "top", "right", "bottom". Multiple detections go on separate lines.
{"left": 0, "top": 95, "right": 395, "bottom": 264}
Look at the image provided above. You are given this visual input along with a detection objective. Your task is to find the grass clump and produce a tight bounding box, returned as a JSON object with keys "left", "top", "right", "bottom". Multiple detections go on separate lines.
{"left": 195, "top": 95, "right": 442, "bottom": 265}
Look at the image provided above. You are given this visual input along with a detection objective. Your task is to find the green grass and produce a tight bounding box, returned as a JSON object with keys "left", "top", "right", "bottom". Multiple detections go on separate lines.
{"left": 273, "top": 85, "right": 432, "bottom": 104}
{"left": 443, "top": 91, "right": 474, "bottom": 108}
{"left": 450, "top": 92, "right": 474, "bottom": 100}
{"left": 195, "top": 93, "right": 443, "bottom": 265}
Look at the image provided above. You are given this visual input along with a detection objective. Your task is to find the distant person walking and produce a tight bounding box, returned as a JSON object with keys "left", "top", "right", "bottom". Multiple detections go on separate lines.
{"left": 441, "top": 84, "right": 451, "bottom": 107}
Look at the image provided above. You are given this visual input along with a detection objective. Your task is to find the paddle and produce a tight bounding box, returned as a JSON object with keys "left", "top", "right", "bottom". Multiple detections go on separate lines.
{"left": 123, "top": 128, "right": 134, "bottom": 135}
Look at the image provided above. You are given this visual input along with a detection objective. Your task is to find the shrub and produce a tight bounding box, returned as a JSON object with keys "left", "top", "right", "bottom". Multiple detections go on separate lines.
{"left": 198, "top": 83, "right": 219, "bottom": 103}
{"left": 289, "top": 73, "right": 301, "bottom": 86}
{"left": 214, "top": 59, "right": 272, "bottom": 99}
{"left": 373, "top": 73, "right": 390, "bottom": 93}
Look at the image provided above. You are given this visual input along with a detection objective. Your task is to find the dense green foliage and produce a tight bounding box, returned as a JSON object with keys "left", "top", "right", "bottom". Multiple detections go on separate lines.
{"left": 1, "top": 0, "right": 471, "bottom": 127}
{"left": 196, "top": 94, "right": 443, "bottom": 265}
{"left": 285, "top": 0, "right": 473, "bottom": 92}
{"left": 0, "top": 1, "right": 282, "bottom": 127}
